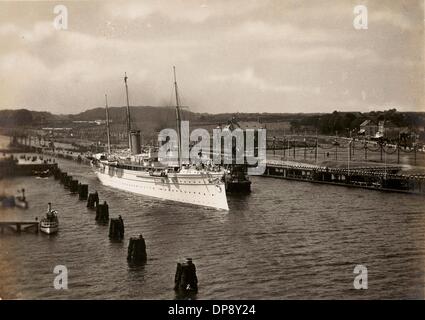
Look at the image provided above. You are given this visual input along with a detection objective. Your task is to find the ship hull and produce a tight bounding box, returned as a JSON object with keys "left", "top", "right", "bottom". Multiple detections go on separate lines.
{"left": 39, "top": 221, "right": 59, "bottom": 234}
{"left": 226, "top": 180, "right": 252, "bottom": 193}
{"left": 95, "top": 164, "right": 229, "bottom": 210}
{"left": 40, "top": 226, "right": 58, "bottom": 234}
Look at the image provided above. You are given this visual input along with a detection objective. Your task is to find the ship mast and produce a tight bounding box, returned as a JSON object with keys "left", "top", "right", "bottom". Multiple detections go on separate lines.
{"left": 105, "top": 94, "right": 111, "bottom": 154}
{"left": 124, "top": 72, "right": 131, "bottom": 149}
{"left": 173, "top": 66, "right": 182, "bottom": 167}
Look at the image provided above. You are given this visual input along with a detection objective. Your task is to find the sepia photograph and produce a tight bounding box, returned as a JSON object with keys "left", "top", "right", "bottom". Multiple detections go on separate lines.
{"left": 0, "top": 0, "right": 424, "bottom": 308}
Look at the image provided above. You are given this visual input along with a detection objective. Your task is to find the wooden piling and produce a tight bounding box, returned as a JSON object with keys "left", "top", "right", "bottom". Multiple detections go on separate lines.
{"left": 174, "top": 258, "right": 198, "bottom": 293}
{"left": 127, "top": 234, "right": 147, "bottom": 263}
{"left": 69, "top": 179, "right": 79, "bottom": 193}
{"left": 78, "top": 184, "right": 88, "bottom": 200}
{"left": 95, "top": 201, "right": 109, "bottom": 222}
{"left": 53, "top": 167, "right": 61, "bottom": 180}
{"left": 109, "top": 216, "right": 125, "bottom": 239}
{"left": 65, "top": 176, "right": 73, "bottom": 189}
{"left": 60, "top": 172, "right": 68, "bottom": 184}
{"left": 87, "top": 192, "right": 99, "bottom": 208}
{"left": 63, "top": 175, "right": 73, "bottom": 188}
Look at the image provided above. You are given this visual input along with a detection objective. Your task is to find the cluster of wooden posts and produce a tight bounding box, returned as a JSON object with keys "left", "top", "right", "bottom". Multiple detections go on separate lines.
{"left": 0, "top": 157, "right": 200, "bottom": 296}
{"left": 51, "top": 166, "right": 197, "bottom": 296}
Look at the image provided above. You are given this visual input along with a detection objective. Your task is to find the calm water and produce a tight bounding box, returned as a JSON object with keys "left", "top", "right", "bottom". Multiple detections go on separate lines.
{"left": 1, "top": 156, "right": 424, "bottom": 299}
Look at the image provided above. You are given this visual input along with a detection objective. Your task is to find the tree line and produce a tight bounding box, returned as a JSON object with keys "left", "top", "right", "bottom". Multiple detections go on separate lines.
{"left": 289, "top": 109, "right": 425, "bottom": 136}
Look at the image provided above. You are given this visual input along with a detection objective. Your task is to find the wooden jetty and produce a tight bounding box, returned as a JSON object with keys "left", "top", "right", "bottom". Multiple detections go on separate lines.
{"left": 263, "top": 160, "right": 425, "bottom": 195}
{"left": 0, "top": 155, "right": 57, "bottom": 178}
{"left": 5, "top": 133, "right": 425, "bottom": 195}
{"left": 0, "top": 221, "right": 39, "bottom": 233}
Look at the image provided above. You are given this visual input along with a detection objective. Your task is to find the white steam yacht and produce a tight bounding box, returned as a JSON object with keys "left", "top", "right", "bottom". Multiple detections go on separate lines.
{"left": 92, "top": 68, "right": 229, "bottom": 210}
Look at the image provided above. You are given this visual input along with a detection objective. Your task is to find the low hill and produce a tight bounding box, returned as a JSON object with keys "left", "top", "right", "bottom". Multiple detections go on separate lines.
{"left": 1, "top": 107, "right": 424, "bottom": 140}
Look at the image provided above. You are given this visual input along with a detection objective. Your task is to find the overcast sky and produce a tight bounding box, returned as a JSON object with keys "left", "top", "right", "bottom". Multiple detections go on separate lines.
{"left": 0, "top": 0, "right": 423, "bottom": 114}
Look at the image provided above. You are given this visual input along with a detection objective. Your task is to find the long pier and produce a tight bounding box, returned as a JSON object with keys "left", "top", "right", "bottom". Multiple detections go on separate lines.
{"left": 35, "top": 148, "right": 425, "bottom": 195}
{"left": 263, "top": 160, "right": 425, "bottom": 195}
{"left": 0, "top": 221, "right": 39, "bottom": 233}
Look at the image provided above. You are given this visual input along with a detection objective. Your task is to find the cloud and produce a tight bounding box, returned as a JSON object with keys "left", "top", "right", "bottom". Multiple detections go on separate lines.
{"left": 209, "top": 68, "right": 320, "bottom": 94}
{"left": 264, "top": 46, "right": 379, "bottom": 63}
{"left": 0, "top": 23, "right": 19, "bottom": 35}
{"left": 0, "top": 0, "right": 422, "bottom": 113}
{"left": 0, "top": 21, "right": 54, "bottom": 42}
{"left": 369, "top": 2, "right": 423, "bottom": 31}
{"left": 229, "top": 21, "right": 332, "bottom": 44}
{"left": 105, "top": 0, "right": 268, "bottom": 24}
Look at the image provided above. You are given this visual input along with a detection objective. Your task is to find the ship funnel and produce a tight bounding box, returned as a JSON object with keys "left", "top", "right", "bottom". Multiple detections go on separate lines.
{"left": 130, "top": 130, "right": 142, "bottom": 155}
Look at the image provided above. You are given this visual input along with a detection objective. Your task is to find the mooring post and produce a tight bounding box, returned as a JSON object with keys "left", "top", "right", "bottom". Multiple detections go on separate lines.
{"left": 109, "top": 216, "right": 125, "bottom": 240}
{"left": 95, "top": 201, "right": 109, "bottom": 222}
{"left": 87, "top": 191, "right": 99, "bottom": 208}
{"left": 60, "top": 172, "right": 67, "bottom": 184}
{"left": 53, "top": 167, "right": 61, "bottom": 179}
{"left": 174, "top": 258, "right": 198, "bottom": 294}
{"left": 78, "top": 184, "right": 88, "bottom": 200}
{"left": 63, "top": 175, "right": 73, "bottom": 188}
{"left": 69, "top": 179, "right": 79, "bottom": 193}
{"left": 127, "top": 234, "right": 147, "bottom": 263}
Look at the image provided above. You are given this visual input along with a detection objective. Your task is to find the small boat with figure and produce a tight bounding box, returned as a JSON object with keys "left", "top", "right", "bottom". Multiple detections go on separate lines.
{"left": 15, "top": 188, "right": 28, "bottom": 209}
{"left": 39, "top": 202, "right": 59, "bottom": 234}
